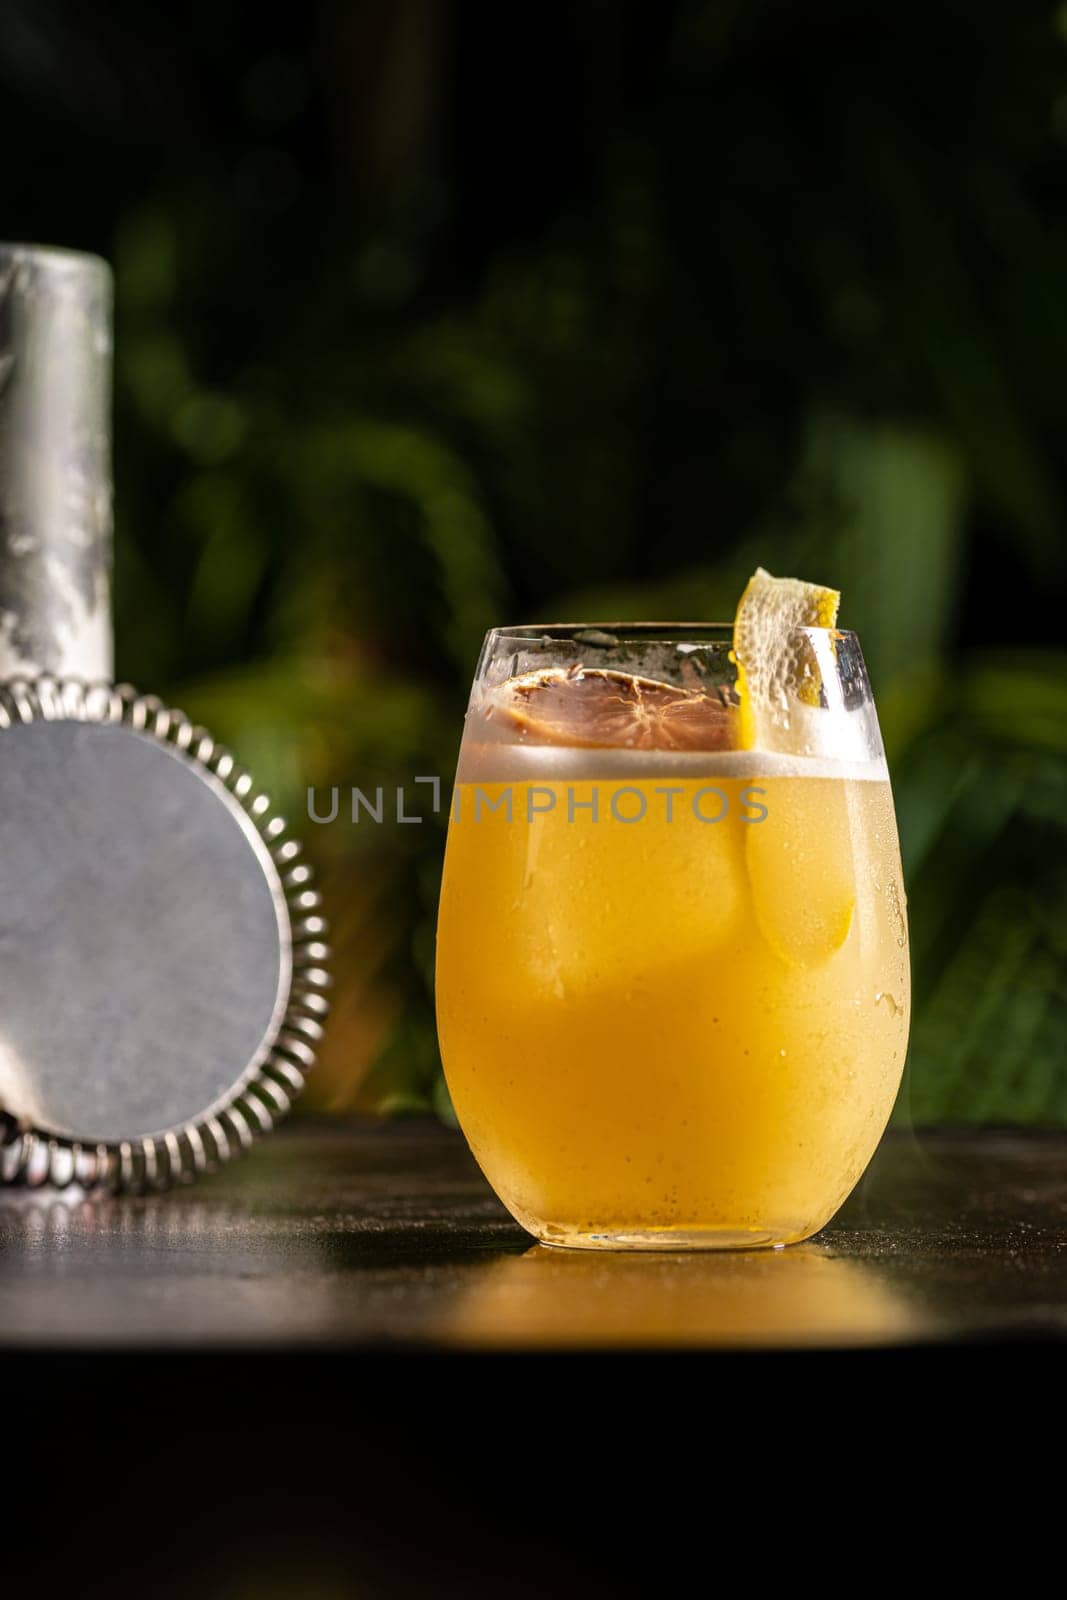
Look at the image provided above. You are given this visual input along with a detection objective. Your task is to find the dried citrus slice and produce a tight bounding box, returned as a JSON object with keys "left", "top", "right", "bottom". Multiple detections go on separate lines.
{"left": 732, "top": 567, "right": 841, "bottom": 751}
{"left": 490, "top": 667, "right": 737, "bottom": 751}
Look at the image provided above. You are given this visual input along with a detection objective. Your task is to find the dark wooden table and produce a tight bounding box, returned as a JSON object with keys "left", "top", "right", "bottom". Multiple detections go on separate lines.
{"left": 1, "top": 1119, "right": 1065, "bottom": 1349}
{"left": 2, "top": 1122, "right": 1059, "bottom": 1596}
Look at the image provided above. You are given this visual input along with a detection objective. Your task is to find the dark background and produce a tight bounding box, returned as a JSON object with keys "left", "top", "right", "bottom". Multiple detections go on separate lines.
{"left": 3, "top": 0, "right": 1065, "bottom": 1121}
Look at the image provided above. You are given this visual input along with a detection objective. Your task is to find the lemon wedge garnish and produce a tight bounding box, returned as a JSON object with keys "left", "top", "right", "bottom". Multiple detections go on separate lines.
{"left": 732, "top": 567, "right": 841, "bottom": 751}
{"left": 732, "top": 567, "right": 854, "bottom": 965}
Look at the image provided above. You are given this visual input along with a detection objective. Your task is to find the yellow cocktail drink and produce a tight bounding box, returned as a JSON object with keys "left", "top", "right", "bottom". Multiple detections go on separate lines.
{"left": 437, "top": 753, "right": 908, "bottom": 1248}
{"left": 436, "top": 591, "right": 909, "bottom": 1249}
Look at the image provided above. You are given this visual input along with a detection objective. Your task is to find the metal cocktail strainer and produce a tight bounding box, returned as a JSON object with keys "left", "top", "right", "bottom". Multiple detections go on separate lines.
{"left": 0, "top": 244, "right": 328, "bottom": 1190}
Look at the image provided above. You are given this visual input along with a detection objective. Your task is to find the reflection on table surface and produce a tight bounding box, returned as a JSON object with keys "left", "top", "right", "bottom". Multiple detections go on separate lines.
{"left": 443, "top": 1241, "right": 935, "bottom": 1349}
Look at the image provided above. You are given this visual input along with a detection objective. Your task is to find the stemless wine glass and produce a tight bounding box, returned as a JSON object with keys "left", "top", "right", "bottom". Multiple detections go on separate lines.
{"left": 435, "top": 624, "right": 910, "bottom": 1250}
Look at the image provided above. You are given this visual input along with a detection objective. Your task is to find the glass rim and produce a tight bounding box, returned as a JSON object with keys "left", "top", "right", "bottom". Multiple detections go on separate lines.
{"left": 486, "top": 621, "right": 859, "bottom": 644}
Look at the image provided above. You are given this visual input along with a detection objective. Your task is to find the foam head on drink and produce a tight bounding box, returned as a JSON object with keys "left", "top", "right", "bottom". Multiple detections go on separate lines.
{"left": 436, "top": 589, "right": 909, "bottom": 1249}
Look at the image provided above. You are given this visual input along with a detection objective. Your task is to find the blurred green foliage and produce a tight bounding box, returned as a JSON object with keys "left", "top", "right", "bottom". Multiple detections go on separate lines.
{"left": 3, "top": 0, "right": 1065, "bottom": 1120}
